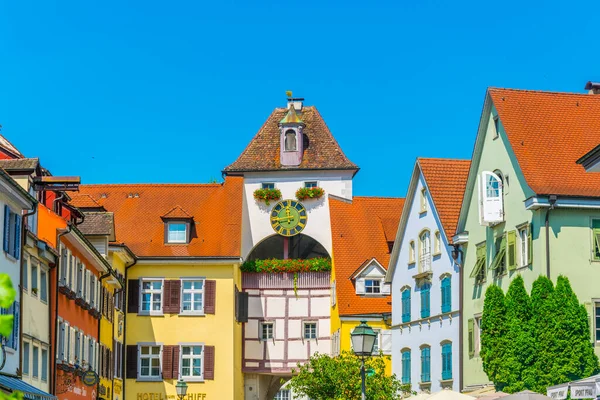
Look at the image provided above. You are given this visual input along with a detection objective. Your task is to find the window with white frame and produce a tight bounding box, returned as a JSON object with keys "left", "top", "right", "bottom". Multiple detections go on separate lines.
{"left": 305, "top": 181, "right": 317, "bottom": 188}
{"left": 474, "top": 315, "right": 482, "bottom": 356}
{"left": 274, "top": 390, "right": 291, "bottom": 400}
{"left": 139, "top": 345, "right": 161, "bottom": 379}
{"left": 167, "top": 223, "right": 187, "bottom": 244}
{"left": 31, "top": 262, "right": 38, "bottom": 296}
{"left": 40, "top": 269, "right": 48, "bottom": 303}
{"left": 303, "top": 321, "right": 317, "bottom": 340}
{"left": 261, "top": 322, "right": 274, "bottom": 340}
{"left": 182, "top": 279, "right": 204, "bottom": 313}
{"left": 41, "top": 348, "right": 48, "bottom": 381}
{"left": 594, "top": 301, "right": 600, "bottom": 344}
{"left": 284, "top": 130, "right": 297, "bottom": 151}
{"left": 23, "top": 342, "right": 30, "bottom": 374}
{"left": 434, "top": 231, "right": 441, "bottom": 255}
{"left": 493, "top": 115, "right": 500, "bottom": 138}
{"left": 180, "top": 345, "right": 203, "bottom": 379}
{"left": 518, "top": 224, "right": 529, "bottom": 267}
{"left": 420, "top": 188, "right": 427, "bottom": 213}
{"left": 479, "top": 171, "right": 504, "bottom": 225}
{"left": 22, "top": 257, "right": 28, "bottom": 291}
{"left": 409, "top": 240, "right": 415, "bottom": 264}
{"left": 3, "top": 205, "right": 21, "bottom": 259}
{"left": 365, "top": 279, "right": 381, "bottom": 294}
{"left": 32, "top": 344, "right": 39, "bottom": 378}
{"left": 420, "top": 230, "right": 431, "bottom": 273}
{"left": 372, "top": 329, "right": 381, "bottom": 354}
{"left": 140, "top": 279, "right": 163, "bottom": 314}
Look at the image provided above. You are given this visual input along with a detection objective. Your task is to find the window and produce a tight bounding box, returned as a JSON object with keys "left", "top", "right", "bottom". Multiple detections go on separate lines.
{"left": 490, "top": 234, "right": 507, "bottom": 276}
{"left": 261, "top": 183, "right": 275, "bottom": 189}
{"left": 371, "top": 329, "right": 381, "bottom": 354}
{"left": 305, "top": 181, "right": 317, "bottom": 188}
{"left": 441, "top": 276, "right": 452, "bottom": 313}
{"left": 22, "top": 257, "right": 28, "bottom": 291}
{"left": 3, "top": 205, "right": 21, "bottom": 259}
{"left": 593, "top": 220, "right": 600, "bottom": 261}
{"left": 181, "top": 345, "right": 203, "bottom": 380}
{"left": 31, "top": 262, "right": 38, "bottom": 296}
{"left": 409, "top": 241, "right": 416, "bottom": 264}
{"left": 182, "top": 280, "right": 204, "bottom": 314}
{"left": 420, "top": 284, "right": 431, "bottom": 319}
{"left": 595, "top": 302, "right": 600, "bottom": 343}
{"left": 139, "top": 345, "right": 161, "bottom": 379}
{"left": 420, "top": 346, "right": 431, "bottom": 383}
{"left": 493, "top": 115, "right": 500, "bottom": 138}
{"left": 401, "top": 350, "right": 411, "bottom": 384}
{"left": 518, "top": 224, "right": 531, "bottom": 267}
{"left": 420, "top": 188, "right": 427, "bottom": 213}
{"left": 284, "top": 130, "right": 297, "bottom": 151}
{"left": 442, "top": 342, "right": 452, "bottom": 380}
{"left": 479, "top": 171, "right": 504, "bottom": 225}
{"left": 304, "top": 322, "right": 317, "bottom": 340}
{"left": 23, "top": 342, "right": 30, "bottom": 375}
{"left": 0, "top": 301, "right": 19, "bottom": 349}
{"left": 469, "top": 316, "right": 482, "bottom": 357}
{"left": 261, "top": 322, "right": 274, "bottom": 340}
{"left": 274, "top": 390, "right": 291, "bottom": 400}
{"left": 419, "top": 230, "right": 431, "bottom": 273}
{"left": 40, "top": 269, "right": 48, "bottom": 302}
{"left": 365, "top": 279, "right": 381, "bottom": 294}
{"left": 33, "top": 345, "right": 39, "bottom": 378}
{"left": 331, "top": 280, "right": 336, "bottom": 307}
{"left": 434, "top": 231, "right": 441, "bottom": 255}
{"left": 74, "top": 330, "right": 81, "bottom": 365}
{"left": 167, "top": 223, "right": 187, "bottom": 244}
{"left": 141, "top": 279, "right": 163, "bottom": 314}
{"left": 470, "top": 242, "right": 487, "bottom": 283}
{"left": 76, "top": 260, "right": 83, "bottom": 298}
{"left": 41, "top": 348, "right": 48, "bottom": 381}
{"left": 401, "top": 289, "right": 411, "bottom": 323}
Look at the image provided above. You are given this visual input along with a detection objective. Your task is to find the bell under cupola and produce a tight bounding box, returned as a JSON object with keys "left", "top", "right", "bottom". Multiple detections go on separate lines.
{"left": 279, "top": 93, "right": 305, "bottom": 167}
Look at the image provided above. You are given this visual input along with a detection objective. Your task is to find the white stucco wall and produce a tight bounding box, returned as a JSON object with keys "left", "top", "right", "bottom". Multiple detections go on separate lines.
{"left": 390, "top": 172, "right": 461, "bottom": 392}
{"left": 241, "top": 170, "right": 354, "bottom": 259}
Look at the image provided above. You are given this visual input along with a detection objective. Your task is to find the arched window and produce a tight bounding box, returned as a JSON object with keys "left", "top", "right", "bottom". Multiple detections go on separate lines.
{"left": 480, "top": 170, "right": 504, "bottom": 225}
{"left": 441, "top": 276, "right": 451, "bottom": 313}
{"left": 419, "top": 230, "right": 431, "bottom": 272}
{"left": 420, "top": 345, "right": 431, "bottom": 383}
{"left": 401, "top": 349, "right": 411, "bottom": 384}
{"left": 441, "top": 342, "right": 452, "bottom": 380}
{"left": 409, "top": 240, "right": 415, "bottom": 264}
{"left": 284, "top": 130, "right": 297, "bottom": 151}
{"left": 401, "top": 289, "right": 411, "bottom": 323}
{"left": 434, "top": 230, "right": 441, "bottom": 254}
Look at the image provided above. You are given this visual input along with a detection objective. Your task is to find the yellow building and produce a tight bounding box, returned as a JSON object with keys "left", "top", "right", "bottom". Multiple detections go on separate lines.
{"left": 78, "top": 177, "right": 245, "bottom": 400}
{"left": 328, "top": 196, "right": 405, "bottom": 375}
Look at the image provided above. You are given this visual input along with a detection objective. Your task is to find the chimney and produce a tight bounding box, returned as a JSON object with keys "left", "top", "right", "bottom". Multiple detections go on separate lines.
{"left": 286, "top": 90, "right": 304, "bottom": 111}
{"left": 585, "top": 81, "right": 600, "bottom": 95}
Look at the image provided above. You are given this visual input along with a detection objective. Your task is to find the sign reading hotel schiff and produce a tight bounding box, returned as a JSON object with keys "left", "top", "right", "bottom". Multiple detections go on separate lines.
{"left": 137, "top": 394, "right": 207, "bottom": 400}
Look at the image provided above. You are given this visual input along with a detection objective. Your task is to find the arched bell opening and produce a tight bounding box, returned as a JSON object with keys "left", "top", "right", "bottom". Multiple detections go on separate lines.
{"left": 247, "top": 233, "right": 330, "bottom": 261}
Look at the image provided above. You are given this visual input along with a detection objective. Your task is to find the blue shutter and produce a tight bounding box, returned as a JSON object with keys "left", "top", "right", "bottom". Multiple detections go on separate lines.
{"left": 14, "top": 213, "right": 20, "bottom": 259}
{"left": 421, "top": 285, "right": 430, "bottom": 319}
{"left": 442, "top": 343, "right": 452, "bottom": 380}
{"left": 421, "top": 347, "right": 431, "bottom": 382}
{"left": 441, "top": 277, "right": 451, "bottom": 313}
{"left": 11, "top": 302, "right": 19, "bottom": 350}
{"left": 402, "top": 351, "right": 411, "bottom": 384}
{"left": 402, "top": 290, "right": 411, "bottom": 323}
{"left": 3, "top": 205, "right": 9, "bottom": 253}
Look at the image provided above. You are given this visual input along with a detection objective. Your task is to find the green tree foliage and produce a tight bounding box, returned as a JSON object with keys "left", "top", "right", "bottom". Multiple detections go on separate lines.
{"left": 0, "top": 273, "right": 22, "bottom": 400}
{"left": 288, "top": 351, "right": 412, "bottom": 400}
{"left": 480, "top": 284, "right": 508, "bottom": 391}
{"left": 482, "top": 275, "right": 599, "bottom": 393}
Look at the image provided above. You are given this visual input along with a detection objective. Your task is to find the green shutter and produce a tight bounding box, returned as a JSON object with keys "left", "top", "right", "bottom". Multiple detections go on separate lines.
{"left": 528, "top": 223, "right": 533, "bottom": 265}
{"left": 468, "top": 318, "right": 474, "bottom": 358}
{"left": 490, "top": 235, "right": 506, "bottom": 271}
{"left": 593, "top": 224, "right": 600, "bottom": 261}
{"left": 507, "top": 230, "right": 517, "bottom": 270}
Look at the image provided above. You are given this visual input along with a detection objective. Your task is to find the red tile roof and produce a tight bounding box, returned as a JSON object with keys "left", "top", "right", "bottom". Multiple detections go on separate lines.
{"left": 162, "top": 205, "right": 193, "bottom": 219}
{"left": 70, "top": 194, "right": 104, "bottom": 209}
{"left": 223, "top": 106, "right": 358, "bottom": 173}
{"left": 418, "top": 158, "right": 471, "bottom": 241}
{"left": 330, "top": 196, "right": 404, "bottom": 316}
{"left": 489, "top": 88, "right": 600, "bottom": 197}
{"left": 78, "top": 177, "right": 243, "bottom": 258}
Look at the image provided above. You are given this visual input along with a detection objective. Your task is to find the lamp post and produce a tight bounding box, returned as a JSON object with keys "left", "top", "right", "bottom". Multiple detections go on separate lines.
{"left": 351, "top": 320, "right": 377, "bottom": 400}
{"left": 175, "top": 378, "right": 188, "bottom": 400}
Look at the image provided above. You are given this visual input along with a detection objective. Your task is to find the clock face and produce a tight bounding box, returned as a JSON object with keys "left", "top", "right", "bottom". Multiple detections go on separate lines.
{"left": 270, "top": 199, "right": 307, "bottom": 237}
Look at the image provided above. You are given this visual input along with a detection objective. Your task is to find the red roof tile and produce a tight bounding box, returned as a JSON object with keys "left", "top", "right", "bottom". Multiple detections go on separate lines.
{"left": 489, "top": 88, "right": 600, "bottom": 197}
{"left": 70, "top": 194, "right": 104, "bottom": 209}
{"left": 419, "top": 158, "right": 471, "bottom": 241}
{"left": 161, "top": 205, "right": 193, "bottom": 219}
{"left": 78, "top": 177, "right": 243, "bottom": 258}
{"left": 224, "top": 106, "right": 358, "bottom": 173}
{"left": 330, "top": 196, "right": 404, "bottom": 316}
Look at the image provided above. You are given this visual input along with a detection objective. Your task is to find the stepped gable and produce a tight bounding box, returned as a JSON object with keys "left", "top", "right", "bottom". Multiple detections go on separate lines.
{"left": 223, "top": 106, "right": 358, "bottom": 173}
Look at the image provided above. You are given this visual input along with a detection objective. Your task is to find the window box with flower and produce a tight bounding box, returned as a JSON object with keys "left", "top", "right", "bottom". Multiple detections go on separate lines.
{"left": 253, "top": 188, "right": 282, "bottom": 206}
{"left": 295, "top": 187, "right": 325, "bottom": 201}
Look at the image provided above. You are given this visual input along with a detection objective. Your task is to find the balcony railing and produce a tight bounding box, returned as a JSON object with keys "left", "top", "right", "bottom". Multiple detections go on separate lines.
{"left": 419, "top": 253, "right": 432, "bottom": 274}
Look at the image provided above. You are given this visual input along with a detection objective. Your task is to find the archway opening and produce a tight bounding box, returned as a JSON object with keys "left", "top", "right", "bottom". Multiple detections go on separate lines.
{"left": 247, "top": 234, "right": 330, "bottom": 261}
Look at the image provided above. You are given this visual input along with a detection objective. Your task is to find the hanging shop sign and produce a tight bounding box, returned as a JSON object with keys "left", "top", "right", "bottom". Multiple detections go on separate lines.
{"left": 570, "top": 382, "right": 597, "bottom": 399}
{"left": 547, "top": 385, "right": 569, "bottom": 400}
{"left": 82, "top": 370, "right": 99, "bottom": 387}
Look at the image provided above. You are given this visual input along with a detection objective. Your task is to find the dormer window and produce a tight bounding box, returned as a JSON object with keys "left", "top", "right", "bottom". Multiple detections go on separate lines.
{"left": 365, "top": 279, "right": 381, "bottom": 294}
{"left": 284, "top": 130, "right": 297, "bottom": 151}
{"left": 353, "top": 258, "right": 390, "bottom": 296}
{"left": 167, "top": 222, "right": 187, "bottom": 243}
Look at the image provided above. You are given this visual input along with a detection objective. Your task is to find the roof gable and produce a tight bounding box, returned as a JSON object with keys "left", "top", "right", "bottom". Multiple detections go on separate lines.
{"left": 161, "top": 205, "right": 193, "bottom": 219}
{"left": 351, "top": 258, "right": 386, "bottom": 280}
{"left": 224, "top": 106, "right": 358, "bottom": 173}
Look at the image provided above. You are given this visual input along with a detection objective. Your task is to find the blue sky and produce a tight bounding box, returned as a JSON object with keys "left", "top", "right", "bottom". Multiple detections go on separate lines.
{"left": 1, "top": 1, "right": 599, "bottom": 197}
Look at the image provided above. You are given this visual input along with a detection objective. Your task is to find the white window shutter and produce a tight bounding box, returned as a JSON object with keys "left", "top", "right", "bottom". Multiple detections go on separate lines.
{"left": 381, "top": 330, "right": 392, "bottom": 354}
{"left": 331, "top": 281, "right": 336, "bottom": 306}
{"left": 69, "top": 327, "right": 76, "bottom": 364}
{"left": 63, "top": 322, "right": 70, "bottom": 362}
{"left": 83, "top": 269, "right": 88, "bottom": 302}
{"left": 481, "top": 171, "right": 504, "bottom": 224}
{"left": 96, "top": 278, "right": 100, "bottom": 310}
{"left": 382, "top": 282, "right": 391, "bottom": 294}
{"left": 71, "top": 256, "right": 77, "bottom": 291}
{"left": 356, "top": 278, "right": 365, "bottom": 294}
{"left": 83, "top": 336, "right": 88, "bottom": 366}
{"left": 95, "top": 341, "right": 99, "bottom": 372}
{"left": 478, "top": 174, "right": 484, "bottom": 225}
{"left": 57, "top": 321, "right": 64, "bottom": 360}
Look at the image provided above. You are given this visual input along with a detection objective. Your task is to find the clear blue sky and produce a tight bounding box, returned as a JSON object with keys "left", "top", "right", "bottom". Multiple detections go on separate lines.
{"left": 1, "top": 1, "right": 599, "bottom": 197}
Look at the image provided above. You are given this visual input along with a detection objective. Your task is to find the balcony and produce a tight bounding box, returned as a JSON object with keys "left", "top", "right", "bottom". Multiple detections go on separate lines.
{"left": 412, "top": 253, "right": 433, "bottom": 280}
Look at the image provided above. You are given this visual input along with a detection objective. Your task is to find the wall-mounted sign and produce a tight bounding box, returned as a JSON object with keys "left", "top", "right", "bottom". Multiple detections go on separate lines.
{"left": 270, "top": 200, "right": 307, "bottom": 237}
{"left": 570, "top": 383, "right": 597, "bottom": 399}
{"left": 0, "top": 344, "right": 5, "bottom": 371}
{"left": 136, "top": 393, "right": 207, "bottom": 400}
{"left": 82, "top": 370, "right": 99, "bottom": 387}
{"left": 547, "top": 386, "right": 568, "bottom": 400}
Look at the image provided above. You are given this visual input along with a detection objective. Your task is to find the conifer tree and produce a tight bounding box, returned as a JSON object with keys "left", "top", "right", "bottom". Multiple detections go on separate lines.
{"left": 503, "top": 276, "right": 535, "bottom": 393}
{"left": 480, "top": 284, "right": 508, "bottom": 391}
{"left": 528, "top": 275, "right": 556, "bottom": 392}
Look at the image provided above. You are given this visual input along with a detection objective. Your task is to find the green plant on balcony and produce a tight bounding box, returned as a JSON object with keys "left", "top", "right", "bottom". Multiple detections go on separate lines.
{"left": 295, "top": 187, "right": 325, "bottom": 201}
{"left": 240, "top": 257, "right": 332, "bottom": 273}
{"left": 253, "top": 188, "right": 282, "bottom": 206}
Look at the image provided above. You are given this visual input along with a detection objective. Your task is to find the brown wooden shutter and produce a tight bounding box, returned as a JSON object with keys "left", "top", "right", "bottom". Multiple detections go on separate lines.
{"left": 204, "top": 346, "right": 215, "bottom": 380}
{"left": 126, "top": 345, "right": 138, "bottom": 378}
{"left": 167, "top": 280, "right": 181, "bottom": 314}
{"left": 128, "top": 280, "right": 139, "bottom": 313}
{"left": 236, "top": 291, "right": 248, "bottom": 323}
{"left": 162, "top": 346, "right": 173, "bottom": 379}
{"left": 162, "top": 280, "right": 172, "bottom": 313}
{"left": 172, "top": 346, "right": 180, "bottom": 380}
{"left": 204, "top": 280, "right": 216, "bottom": 314}
{"left": 103, "top": 287, "right": 108, "bottom": 318}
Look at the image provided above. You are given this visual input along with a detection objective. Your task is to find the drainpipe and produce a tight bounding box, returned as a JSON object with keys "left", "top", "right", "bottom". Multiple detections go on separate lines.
{"left": 452, "top": 244, "right": 464, "bottom": 392}
{"left": 52, "top": 193, "right": 65, "bottom": 215}
{"left": 545, "top": 195, "right": 557, "bottom": 280}
{"left": 53, "top": 222, "right": 72, "bottom": 395}
{"left": 19, "top": 204, "right": 37, "bottom": 377}
{"left": 97, "top": 270, "right": 112, "bottom": 382}
{"left": 122, "top": 257, "right": 137, "bottom": 400}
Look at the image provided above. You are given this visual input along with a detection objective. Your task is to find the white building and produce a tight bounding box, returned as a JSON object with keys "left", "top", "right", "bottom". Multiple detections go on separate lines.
{"left": 386, "top": 158, "right": 470, "bottom": 393}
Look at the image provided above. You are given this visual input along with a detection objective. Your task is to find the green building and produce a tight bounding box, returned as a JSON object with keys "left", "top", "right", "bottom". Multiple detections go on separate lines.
{"left": 454, "top": 85, "right": 600, "bottom": 390}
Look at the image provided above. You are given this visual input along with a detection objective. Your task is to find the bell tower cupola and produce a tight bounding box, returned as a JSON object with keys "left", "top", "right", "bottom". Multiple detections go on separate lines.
{"left": 279, "top": 91, "right": 305, "bottom": 167}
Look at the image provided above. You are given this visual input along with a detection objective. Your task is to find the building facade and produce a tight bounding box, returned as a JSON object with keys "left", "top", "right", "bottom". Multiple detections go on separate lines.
{"left": 386, "top": 158, "right": 470, "bottom": 392}
{"left": 455, "top": 87, "right": 600, "bottom": 390}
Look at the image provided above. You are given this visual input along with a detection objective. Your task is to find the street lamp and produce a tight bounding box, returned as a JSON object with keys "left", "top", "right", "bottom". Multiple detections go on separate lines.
{"left": 351, "top": 320, "right": 377, "bottom": 400}
{"left": 175, "top": 378, "right": 188, "bottom": 400}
